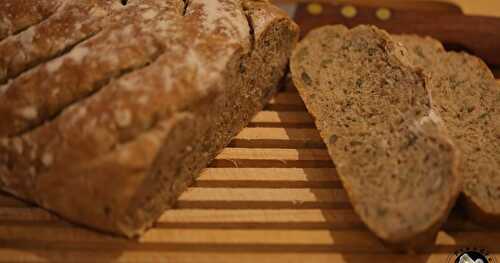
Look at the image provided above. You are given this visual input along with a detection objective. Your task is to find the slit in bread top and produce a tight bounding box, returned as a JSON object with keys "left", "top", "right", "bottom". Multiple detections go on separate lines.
{"left": 0, "top": 0, "right": 253, "bottom": 202}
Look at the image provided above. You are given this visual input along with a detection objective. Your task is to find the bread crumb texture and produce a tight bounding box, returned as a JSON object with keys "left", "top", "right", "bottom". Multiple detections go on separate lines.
{"left": 396, "top": 34, "right": 500, "bottom": 224}
{"left": 291, "top": 25, "right": 460, "bottom": 249}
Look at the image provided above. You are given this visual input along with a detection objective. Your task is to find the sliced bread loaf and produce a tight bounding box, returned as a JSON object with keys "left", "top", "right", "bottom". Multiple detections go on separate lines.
{"left": 290, "top": 25, "right": 461, "bottom": 250}
{"left": 396, "top": 35, "right": 500, "bottom": 226}
{"left": 0, "top": 0, "right": 299, "bottom": 237}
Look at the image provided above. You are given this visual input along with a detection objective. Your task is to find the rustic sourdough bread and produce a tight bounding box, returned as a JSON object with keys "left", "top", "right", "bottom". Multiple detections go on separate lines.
{"left": 396, "top": 35, "right": 500, "bottom": 226}
{"left": 0, "top": 0, "right": 62, "bottom": 41}
{"left": 290, "top": 25, "right": 461, "bottom": 250}
{"left": 0, "top": 0, "right": 299, "bottom": 237}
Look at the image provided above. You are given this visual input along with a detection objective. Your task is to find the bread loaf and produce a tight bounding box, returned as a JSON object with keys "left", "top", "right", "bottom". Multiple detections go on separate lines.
{"left": 396, "top": 35, "right": 500, "bottom": 226}
{"left": 0, "top": 0, "right": 62, "bottom": 41}
{"left": 290, "top": 25, "right": 461, "bottom": 250}
{"left": 0, "top": 0, "right": 299, "bottom": 237}
{"left": 0, "top": 0, "right": 185, "bottom": 135}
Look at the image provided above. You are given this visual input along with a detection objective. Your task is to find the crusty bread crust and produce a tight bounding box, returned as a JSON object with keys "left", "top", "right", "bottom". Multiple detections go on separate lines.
{"left": 0, "top": 0, "right": 184, "bottom": 136}
{"left": 291, "top": 25, "right": 461, "bottom": 251}
{"left": 0, "top": 0, "right": 62, "bottom": 41}
{"left": 0, "top": 0, "right": 298, "bottom": 237}
{"left": 396, "top": 34, "right": 500, "bottom": 227}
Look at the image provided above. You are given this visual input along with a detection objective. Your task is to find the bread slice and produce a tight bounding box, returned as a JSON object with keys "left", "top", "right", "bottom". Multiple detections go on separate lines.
{"left": 290, "top": 25, "right": 461, "bottom": 250}
{"left": 396, "top": 35, "right": 500, "bottom": 226}
{"left": 0, "top": 0, "right": 299, "bottom": 237}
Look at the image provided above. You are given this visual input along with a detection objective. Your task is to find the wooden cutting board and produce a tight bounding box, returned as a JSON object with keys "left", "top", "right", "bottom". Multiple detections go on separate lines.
{"left": 0, "top": 79, "right": 499, "bottom": 263}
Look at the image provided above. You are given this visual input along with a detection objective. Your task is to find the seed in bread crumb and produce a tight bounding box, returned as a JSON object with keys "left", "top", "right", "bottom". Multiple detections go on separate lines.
{"left": 42, "top": 153, "right": 54, "bottom": 167}
{"left": 432, "top": 175, "right": 443, "bottom": 192}
{"left": 350, "top": 140, "right": 363, "bottom": 146}
{"left": 329, "top": 134, "right": 338, "bottom": 144}
{"left": 478, "top": 112, "right": 489, "bottom": 119}
{"left": 301, "top": 72, "right": 312, "bottom": 86}
{"left": 17, "top": 107, "right": 38, "bottom": 119}
{"left": 494, "top": 125, "right": 500, "bottom": 139}
{"left": 320, "top": 59, "right": 333, "bottom": 68}
{"left": 376, "top": 207, "right": 388, "bottom": 217}
{"left": 356, "top": 79, "right": 363, "bottom": 89}
{"left": 114, "top": 109, "right": 132, "bottom": 128}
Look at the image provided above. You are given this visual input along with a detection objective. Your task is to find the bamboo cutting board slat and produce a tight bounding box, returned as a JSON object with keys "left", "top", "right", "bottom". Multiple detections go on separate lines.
{"left": 0, "top": 82, "right": 499, "bottom": 262}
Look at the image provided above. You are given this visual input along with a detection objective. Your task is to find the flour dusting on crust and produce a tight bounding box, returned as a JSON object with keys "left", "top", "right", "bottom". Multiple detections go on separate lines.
{"left": 19, "top": 27, "right": 36, "bottom": 49}
{"left": 46, "top": 57, "right": 64, "bottom": 73}
{"left": 193, "top": 0, "right": 249, "bottom": 44}
{"left": 68, "top": 46, "right": 89, "bottom": 64}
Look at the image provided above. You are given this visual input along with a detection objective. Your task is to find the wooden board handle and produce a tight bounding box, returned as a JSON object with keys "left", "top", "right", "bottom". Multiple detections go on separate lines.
{"left": 295, "top": 3, "right": 500, "bottom": 65}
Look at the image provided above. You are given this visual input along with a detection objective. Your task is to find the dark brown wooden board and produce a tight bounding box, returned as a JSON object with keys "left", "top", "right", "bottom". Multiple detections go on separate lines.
{"left": 294, "top": 3, "right": 500, "bottom": 66}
